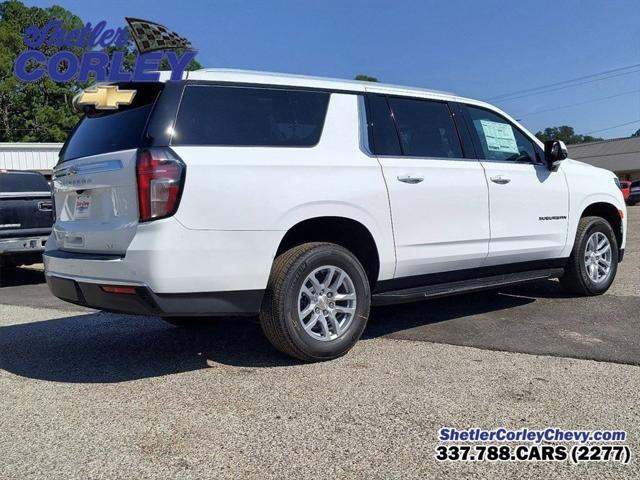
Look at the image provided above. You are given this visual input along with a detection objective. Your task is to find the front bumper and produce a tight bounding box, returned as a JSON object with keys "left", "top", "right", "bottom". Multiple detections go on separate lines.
{"left": 46, "top": 274, "right": 264, "bottom": 316}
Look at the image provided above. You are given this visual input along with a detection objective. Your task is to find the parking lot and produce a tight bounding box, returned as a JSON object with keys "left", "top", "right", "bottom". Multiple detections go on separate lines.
{"left": 1, "top": 207, "right": 639, "bottom": 479}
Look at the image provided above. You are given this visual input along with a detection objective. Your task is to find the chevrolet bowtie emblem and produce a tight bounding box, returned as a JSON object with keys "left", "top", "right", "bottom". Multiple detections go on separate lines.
{"left": 74, "top": 85, "right": 136, "bottom": 110}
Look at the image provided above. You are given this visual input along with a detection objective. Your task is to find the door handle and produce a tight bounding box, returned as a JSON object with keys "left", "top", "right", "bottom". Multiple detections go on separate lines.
{"left": 490, "top": 175, "right": 511, "bottom": 185}
{"left": 397, "top": 175, "right": 424, "bottom": 184}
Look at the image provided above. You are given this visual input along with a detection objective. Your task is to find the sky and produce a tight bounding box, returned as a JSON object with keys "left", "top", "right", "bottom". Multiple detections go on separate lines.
{"left": 27, "top": 0, "right": 640, "bottom": 139}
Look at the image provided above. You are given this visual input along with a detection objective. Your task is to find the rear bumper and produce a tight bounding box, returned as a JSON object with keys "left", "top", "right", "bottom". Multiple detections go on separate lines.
{"left": 46, "top": 273, "right": 264, "bottom": 316}
{"left": 44, "top": 218, "right": 283, "bottom": 293}
{"left": 0, "top": 235, "right": 48, "bottom": 254}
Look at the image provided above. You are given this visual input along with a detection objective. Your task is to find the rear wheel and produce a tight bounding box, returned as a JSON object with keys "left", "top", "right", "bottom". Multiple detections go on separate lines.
{"left": 560, "top": 216, "right": 618, "bottom": 295}
{"left": 260, "top": 242, "right": 370, "bottom": 362}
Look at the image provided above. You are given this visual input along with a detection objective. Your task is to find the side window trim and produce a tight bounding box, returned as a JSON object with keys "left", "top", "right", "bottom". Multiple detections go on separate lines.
{"left": 460, "top": 103, "right": 543, "bottom": 165}
{"left": 357, "top": 95, "right": 373, "bottom": 155}
{"left": 362, "top": 93, "right": 376, "bottom": 154}
{"left": 364, "top": 93, "right": 403, "bottom": 156}
{"left": 448, "top": 102, "right": 478, "bottom": 160}
{"left": 385, "top": 95, "right": 405, "bottom": 155}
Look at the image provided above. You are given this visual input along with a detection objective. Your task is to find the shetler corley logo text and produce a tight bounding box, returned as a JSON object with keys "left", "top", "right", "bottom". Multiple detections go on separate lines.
{"left": 14, "top": 17, "right": 196, "bottom": 84}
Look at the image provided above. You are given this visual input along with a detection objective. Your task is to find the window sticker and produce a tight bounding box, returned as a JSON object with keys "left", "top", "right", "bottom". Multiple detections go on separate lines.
{"left": 479, "top": 120, "right": 519, "bottom": 154}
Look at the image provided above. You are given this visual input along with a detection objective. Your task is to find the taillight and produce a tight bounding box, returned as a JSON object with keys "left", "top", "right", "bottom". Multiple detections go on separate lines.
{"left": 136, "top": 148, "right": 185, "bottom": 222}
{"left": 100, "top": 285, "right": 137, "bottom": 295}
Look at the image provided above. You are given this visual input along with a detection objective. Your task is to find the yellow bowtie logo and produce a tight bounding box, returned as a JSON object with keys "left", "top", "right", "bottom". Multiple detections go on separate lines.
{"left": 74, "top": 85, "right": 137, "bottom": 110}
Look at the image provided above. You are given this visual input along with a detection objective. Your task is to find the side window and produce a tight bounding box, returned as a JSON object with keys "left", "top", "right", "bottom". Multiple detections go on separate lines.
{"left": 387, "top": 97, "right": 463, "bottom": 158}
{"left": 465, "top": 105, "right": 538, "bottom": 163}
{"left": 366, "top": 94, "right": 402, "bottom": 155}
{"left": 173, "top": 86, "right": 330, "bottom": 147}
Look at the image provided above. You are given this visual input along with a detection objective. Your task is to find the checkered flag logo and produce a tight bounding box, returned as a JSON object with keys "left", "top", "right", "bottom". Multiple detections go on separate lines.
{"left": 125, "top": 17, "right": 194, "bottom": 53}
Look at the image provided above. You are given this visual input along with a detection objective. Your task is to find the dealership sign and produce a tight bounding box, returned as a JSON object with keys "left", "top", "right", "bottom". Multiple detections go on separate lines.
{"left": 13, "top": 17, "right": 197, "bottom": 83}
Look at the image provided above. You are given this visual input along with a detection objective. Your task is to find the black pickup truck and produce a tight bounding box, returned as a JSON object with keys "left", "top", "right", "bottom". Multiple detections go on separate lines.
{"left": 0, "top": 170, "right": 53, "bottom": 269}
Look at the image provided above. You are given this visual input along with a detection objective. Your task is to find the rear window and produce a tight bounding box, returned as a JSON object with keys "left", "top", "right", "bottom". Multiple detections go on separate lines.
{"left": 60, "top": 83, "right": 164, "bottom": 162}
{"left": 0, "top": 172, "right": 49, "bottom": 193}
{"left": 173, "top": 85, "right": 330, "bottom": 147}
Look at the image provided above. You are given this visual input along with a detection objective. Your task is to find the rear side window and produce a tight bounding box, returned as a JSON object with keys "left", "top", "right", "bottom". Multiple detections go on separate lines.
{"left": 60, "top": 83, "right": 164, "bottom": 162}
{"left": 173, "top": 86, "right": 330, "bottom": 147}
{"left": 465, "top": 106, "right": 538, "bottom": 163}
{"left": 386, "top": 98, "right": 463, "bottom": 158}
{"left": 0, "top": 172, "right": 49, "bottom": 193}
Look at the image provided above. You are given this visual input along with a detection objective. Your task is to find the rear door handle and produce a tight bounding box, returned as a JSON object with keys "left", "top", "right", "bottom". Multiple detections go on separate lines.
{"left": 490, "top": 175, "right": 511, "bottom": 185}
{"left": 397, "top": 175, "right": 424, "bottom": 184}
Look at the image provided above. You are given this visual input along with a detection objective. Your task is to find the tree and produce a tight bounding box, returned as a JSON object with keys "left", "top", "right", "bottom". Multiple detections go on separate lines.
{"left": 534, "top": 126, "right": 603, "bottom": 145}
{"left": 354, "top": 74, "right": 378, "bottom": 82}
{"left": 0, "top": 1, "right": 85, "bottom": 142}
{"left": 0, "top": 1, "right": 201, "bottom": 142}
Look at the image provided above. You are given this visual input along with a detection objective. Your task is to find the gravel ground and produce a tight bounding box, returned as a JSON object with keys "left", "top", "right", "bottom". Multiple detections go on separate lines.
{"left": 0, "top": 206, "right": 638, "bottom": 479}
{"left": 1, "top": 304, "right": 639, "bottom": 480}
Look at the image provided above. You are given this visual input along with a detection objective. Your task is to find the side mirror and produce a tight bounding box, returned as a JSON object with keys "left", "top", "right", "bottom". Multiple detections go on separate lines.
{"left": 544, "top": 140, "right": 568, "bottom": 169}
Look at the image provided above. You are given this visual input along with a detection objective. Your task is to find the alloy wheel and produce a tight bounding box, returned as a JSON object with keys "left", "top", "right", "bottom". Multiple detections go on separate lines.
{"left": 297, "top": 265, "right": 357, "bottom": 341}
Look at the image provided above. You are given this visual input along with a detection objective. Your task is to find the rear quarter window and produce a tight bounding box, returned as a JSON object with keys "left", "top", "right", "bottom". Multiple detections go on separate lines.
{"left": 172, "top": 85, "right": 330, "bottom": 147}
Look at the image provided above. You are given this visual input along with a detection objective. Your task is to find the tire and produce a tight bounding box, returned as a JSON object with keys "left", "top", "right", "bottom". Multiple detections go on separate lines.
{"left": 162, "top": 317, "right": 217, "bottom": 328}
{"left": 560, "top": 216, "right": 619, "bottom": 296}
{"left": 260, "top": 242, "right": 371, "bottom": 362}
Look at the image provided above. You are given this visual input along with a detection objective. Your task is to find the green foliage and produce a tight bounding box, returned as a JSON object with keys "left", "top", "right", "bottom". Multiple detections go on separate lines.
{"left": 0, "top": 0, "right": 85, "bottom": 142}
{"left": 535, "top": 125, "right": 603, "bottom": 145}
{"left": 355, "top": 74, "right": 378, "bottom": 82}
{"left": 0, "top": 0, "right": 202, "bottom": 142}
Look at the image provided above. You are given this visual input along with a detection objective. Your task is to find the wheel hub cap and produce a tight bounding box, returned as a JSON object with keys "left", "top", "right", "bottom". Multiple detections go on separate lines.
{"left": 584, "top": 232, "right": 612, "bottom": 284}
{"left": 297, "top": 265, "right": 357, "bottom": 342}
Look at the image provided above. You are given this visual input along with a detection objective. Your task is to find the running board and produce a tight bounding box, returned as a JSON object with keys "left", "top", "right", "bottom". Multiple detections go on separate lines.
{"left": 372, "top": 268, "right": 564, "bottom": 306}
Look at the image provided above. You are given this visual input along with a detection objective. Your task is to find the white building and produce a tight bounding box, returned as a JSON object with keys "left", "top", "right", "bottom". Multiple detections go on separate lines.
{"left": 0, "top": 142, "right": 63, "bottom": 178}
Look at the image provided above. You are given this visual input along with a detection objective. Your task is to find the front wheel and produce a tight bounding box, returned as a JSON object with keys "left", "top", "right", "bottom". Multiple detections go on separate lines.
{"left": 260, "top": 242, "right": 371, "bottom": 362}
{"left": 560, "top": 216, "right": 619, "bottom": 295}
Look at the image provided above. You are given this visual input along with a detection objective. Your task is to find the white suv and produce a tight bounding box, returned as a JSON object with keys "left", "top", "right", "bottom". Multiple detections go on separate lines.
{"left": 45, "top": 69, "right": 627, "bottom": 361}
